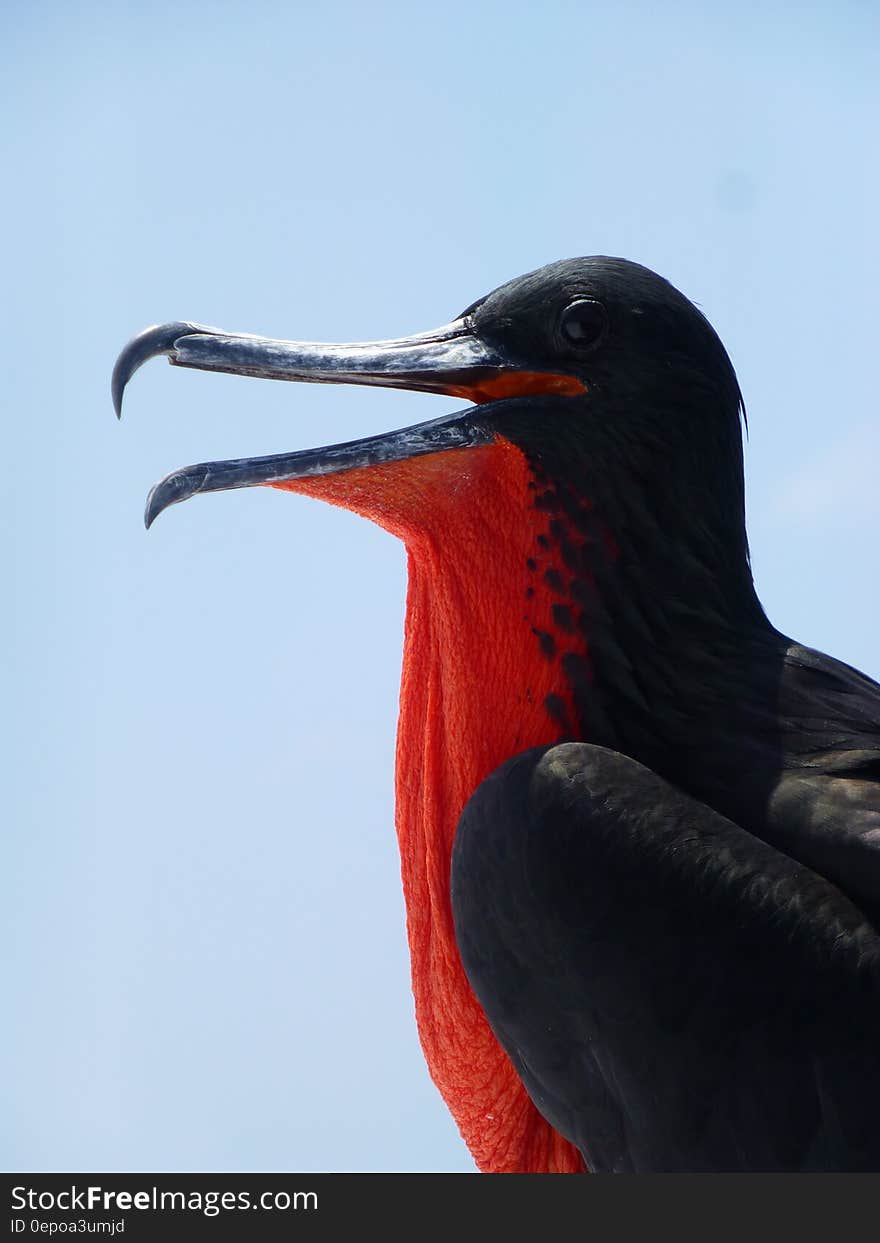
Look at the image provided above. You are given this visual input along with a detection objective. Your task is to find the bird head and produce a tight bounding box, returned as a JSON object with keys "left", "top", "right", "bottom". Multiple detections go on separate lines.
{"left": 113, "top": 257, "right": 745, "bottom": 550}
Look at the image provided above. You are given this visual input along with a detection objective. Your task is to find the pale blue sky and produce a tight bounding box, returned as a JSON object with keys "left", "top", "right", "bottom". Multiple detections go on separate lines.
{"left": 4, "top": 0, "right": 878, "bottom": 1172}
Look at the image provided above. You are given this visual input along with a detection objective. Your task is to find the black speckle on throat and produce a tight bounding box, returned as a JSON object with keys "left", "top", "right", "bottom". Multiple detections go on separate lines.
{"left": 543, "top": 568, "right": 565, "bottom": 594}
{"left": 552, "top": 604, "right": 575, "bottom": 633}
{"left": 532, "top": 628, "right": 557, "bottom": 660}
{"left": 544, "top": 692, "right": 573, "bottom": 733}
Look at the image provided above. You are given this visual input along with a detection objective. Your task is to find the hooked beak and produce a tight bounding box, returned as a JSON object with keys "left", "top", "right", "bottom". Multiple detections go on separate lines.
{"left": 112, "top": 317, "right": 584, "bottom": 527}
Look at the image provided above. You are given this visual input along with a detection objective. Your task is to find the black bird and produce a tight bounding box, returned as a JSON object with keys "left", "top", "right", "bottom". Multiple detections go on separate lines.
{"left": 114, "top": 258, "right": 880, "bottom": 1172}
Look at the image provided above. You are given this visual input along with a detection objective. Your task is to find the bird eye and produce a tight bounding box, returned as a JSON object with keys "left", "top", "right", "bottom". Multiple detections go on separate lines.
{"left": 559, "top": 299, "right": 607, "bottom": 349}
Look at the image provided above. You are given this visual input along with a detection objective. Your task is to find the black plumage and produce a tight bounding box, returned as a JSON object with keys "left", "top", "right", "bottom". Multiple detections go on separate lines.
{"left": 452, "top": 260, "right": 880, "bottom": 1170}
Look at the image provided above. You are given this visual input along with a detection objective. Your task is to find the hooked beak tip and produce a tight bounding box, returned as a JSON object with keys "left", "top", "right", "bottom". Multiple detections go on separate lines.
{"left": 113, "top": 321, "right": 206, "bottom": 421}
{"left": 144, "top": 481, "right": 163, "bottom": 529}
{"left": 144, "top": 464, "right": 212, "bottom": 529}
{"left": 112, "top": 373, "right": 125, "bottom": 420}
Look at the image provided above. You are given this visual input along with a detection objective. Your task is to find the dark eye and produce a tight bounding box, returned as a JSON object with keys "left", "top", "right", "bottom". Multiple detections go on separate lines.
{"left": 559, "top": 299, "right": 607, "bottom": 348}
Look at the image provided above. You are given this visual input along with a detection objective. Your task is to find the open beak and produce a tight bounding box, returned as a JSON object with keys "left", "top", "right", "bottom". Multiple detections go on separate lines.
{"left": 112, "top": 317, "right": 584, "bottom": 527}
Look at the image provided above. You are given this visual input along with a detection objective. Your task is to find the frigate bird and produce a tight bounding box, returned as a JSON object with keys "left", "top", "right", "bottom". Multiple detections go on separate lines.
{"left": 113, "top": 258, "right": 880, "bottom": 1172}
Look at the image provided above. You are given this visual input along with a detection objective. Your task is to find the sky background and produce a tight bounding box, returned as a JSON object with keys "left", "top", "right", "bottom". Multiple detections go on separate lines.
{"left": 4, "top": 0, "right": 879, "bottom": 1173}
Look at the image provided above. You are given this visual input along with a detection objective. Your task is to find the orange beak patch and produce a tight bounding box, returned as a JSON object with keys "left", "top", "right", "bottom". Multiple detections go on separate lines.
{"left": 444, "top": 371, "right": 586, "bottom": 404}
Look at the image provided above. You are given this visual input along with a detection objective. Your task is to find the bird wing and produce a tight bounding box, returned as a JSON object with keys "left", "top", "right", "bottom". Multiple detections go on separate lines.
{"left": 451, "top": 742, "right": 880, "bottom": 1172}
{"left": 780, "top": 643, "right": 880, "bottom": 765}
{"left": 754, "top": 642, "right": 880, "bottom": 919}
